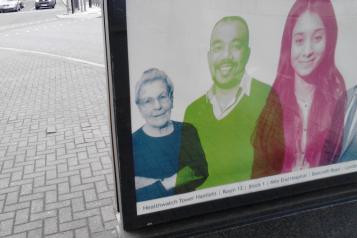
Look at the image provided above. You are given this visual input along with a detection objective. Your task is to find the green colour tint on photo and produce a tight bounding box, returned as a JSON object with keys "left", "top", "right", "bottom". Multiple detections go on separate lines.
{"left": 184, "top": 79, "right": 270, "bottom": 189}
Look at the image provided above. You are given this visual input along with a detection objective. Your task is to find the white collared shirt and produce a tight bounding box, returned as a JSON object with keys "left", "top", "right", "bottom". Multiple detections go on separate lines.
{"left": 206, "top": 73, "right": 252, "bottom": 120}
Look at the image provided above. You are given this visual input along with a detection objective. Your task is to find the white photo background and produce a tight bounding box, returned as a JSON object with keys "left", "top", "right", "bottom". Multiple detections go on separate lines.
{"left": 127, "top": 0, "right": 357, "bottom": 131}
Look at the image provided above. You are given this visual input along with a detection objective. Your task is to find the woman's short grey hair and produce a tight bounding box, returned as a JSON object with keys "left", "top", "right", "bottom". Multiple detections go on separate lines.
{"left": 135, "top": 68, "right": 174, "bottom": 104}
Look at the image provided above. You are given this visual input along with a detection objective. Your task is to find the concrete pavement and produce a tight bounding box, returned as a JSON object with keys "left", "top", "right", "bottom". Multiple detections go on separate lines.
{"left": 56, "top": 0, "right": 102, "bottom": 21}
{"left": 0, "top": 46, "right": 119, "bottom": 237}
{"left": 56, "top": 5, "right": 101, "bottom": 19}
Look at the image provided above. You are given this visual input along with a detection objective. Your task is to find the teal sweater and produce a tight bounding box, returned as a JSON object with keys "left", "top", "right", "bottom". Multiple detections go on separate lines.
{"left": 184, "top": 79, "right": 270, "bottom": 189}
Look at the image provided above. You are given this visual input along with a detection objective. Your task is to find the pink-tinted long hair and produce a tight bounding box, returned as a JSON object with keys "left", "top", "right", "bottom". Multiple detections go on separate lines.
{"left": 253, "top": 0, "right": 346, "bottom": 176}
{"left": 277, "top": 0, "right": 346, "bottom": 171}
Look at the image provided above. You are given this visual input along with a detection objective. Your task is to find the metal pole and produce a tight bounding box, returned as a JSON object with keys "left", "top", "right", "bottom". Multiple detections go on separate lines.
{"left": 83, "top": 0, "right": 86, "bottom": 11}
{"left": 71, "top": 0, "right": 75, "bottom": 14}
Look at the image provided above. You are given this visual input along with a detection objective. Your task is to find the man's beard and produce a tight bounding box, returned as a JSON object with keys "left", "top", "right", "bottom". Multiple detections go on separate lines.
{"left": 212, "top": 71, "right": 242, "bottom": 90}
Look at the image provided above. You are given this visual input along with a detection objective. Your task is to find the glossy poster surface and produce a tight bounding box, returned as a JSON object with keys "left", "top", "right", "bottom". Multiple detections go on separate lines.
{"left": 126, "top": 0, "right": 357, "bottom": 215}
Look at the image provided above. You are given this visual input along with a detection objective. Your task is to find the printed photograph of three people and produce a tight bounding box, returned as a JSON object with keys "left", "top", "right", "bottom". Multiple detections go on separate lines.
{"left": 126, "top": 0, "right": 357, "bottom": 207}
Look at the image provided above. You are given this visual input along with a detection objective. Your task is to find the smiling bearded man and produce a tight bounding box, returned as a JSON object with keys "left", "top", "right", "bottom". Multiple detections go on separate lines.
{"left": 183, "top": 16, "right": 271, "bottom": 189}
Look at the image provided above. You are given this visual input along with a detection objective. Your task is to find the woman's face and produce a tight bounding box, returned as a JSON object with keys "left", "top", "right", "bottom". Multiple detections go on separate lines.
{"left": 137, "top": 80, "right": 173, "bottom": 129}
{"left": 291, "top": 11, "right": 326, "bottom": 78}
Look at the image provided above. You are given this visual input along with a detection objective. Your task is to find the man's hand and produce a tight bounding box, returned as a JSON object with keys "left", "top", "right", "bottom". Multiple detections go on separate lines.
{"left": 161, "top": 173, "right": 177, "bottom": 190}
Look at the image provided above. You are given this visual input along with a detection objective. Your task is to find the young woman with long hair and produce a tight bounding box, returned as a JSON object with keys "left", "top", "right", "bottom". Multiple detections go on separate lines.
{"left": 252, "top": 0, "right": 346, "bottom": 177}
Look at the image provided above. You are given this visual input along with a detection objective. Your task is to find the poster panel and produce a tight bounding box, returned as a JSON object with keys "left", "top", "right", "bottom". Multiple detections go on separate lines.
{"left": 104, "top": 0, "right": 357, "bottom": 230}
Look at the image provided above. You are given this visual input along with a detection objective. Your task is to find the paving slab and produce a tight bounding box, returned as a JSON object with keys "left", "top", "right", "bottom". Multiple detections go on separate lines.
{"left": 0, "top": 49, "right": 119, "bottom": 237}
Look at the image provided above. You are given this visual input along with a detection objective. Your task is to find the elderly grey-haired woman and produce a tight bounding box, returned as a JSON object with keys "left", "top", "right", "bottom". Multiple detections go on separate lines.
{"left": 132, "top": 68, "right": 208, "bottom": 202}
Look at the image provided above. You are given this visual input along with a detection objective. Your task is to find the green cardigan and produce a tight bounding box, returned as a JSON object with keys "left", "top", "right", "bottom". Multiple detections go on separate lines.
{"left": 184, "top": 79, "right": 271, "bottom": 189}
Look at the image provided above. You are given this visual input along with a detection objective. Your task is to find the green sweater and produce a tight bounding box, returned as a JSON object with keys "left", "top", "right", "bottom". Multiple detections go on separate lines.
{"left": 184, "top": 79, "right": 270, "bottom": 189}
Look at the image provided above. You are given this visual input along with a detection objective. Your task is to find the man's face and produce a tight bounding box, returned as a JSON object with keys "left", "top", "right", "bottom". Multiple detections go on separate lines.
{"left": 208, "top": 20, "right": 250, "bottom": 89}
